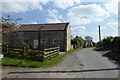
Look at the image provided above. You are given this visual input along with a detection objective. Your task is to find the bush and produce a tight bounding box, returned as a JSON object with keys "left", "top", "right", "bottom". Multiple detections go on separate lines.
{"left": 95, "top": 36, "right": 113, "bottom": 51}
{"left": 102, "top": 37, "right": 113, "bottom": 49}
{"left": 103, "top": 51, "right": 120, "bottom": 63}
{"left": 94, "top": 36, "right": 120, "bottom": 62}
{"left": 112, "top": 37, "right": 120, "bottom": 54}
{"left": 73, "top": 36, "right": 84, "bottom": 48}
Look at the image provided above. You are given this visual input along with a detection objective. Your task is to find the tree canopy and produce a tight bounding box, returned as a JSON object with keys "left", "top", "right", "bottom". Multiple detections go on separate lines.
{"left": 1, "top": 15, "right": 22, "bottom": 32}
{"left": 73, "top": 36, "right": 84, "bottom": 48}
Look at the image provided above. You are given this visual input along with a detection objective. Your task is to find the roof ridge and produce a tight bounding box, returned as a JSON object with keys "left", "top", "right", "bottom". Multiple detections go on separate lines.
{"left": 15, "top": 22, "right": 70, "bottom": 31}
{"left": 21, "top": 22, "right": 69, "bottom": 26}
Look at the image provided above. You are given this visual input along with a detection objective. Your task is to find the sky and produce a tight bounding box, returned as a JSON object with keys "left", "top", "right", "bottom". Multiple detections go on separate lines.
{"left": 1, "top": 0, "right": 120, "bottom": 42}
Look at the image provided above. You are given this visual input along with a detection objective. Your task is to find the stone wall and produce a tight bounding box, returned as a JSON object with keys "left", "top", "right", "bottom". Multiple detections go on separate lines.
{"left": 13, "top": 30, "right": 66, "bottom": 51}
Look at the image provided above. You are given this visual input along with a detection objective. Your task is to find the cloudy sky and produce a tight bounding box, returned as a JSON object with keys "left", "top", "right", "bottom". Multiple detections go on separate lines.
{"left": 1, "top": 0, "right": 119, "bottom": 42}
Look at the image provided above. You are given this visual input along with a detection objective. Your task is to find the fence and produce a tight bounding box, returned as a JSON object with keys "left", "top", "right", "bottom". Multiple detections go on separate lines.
{"left": 2, "top": 45, "right": 60, "bottom": 62}
{"left": 43, "top": 46, "right": 59, "bottom": 61}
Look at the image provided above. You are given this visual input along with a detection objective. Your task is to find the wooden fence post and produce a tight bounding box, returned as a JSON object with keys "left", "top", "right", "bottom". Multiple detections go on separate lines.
{"left": 20, "top": 46, "right": 25, "bottom": 63}
{"left": 42, "top": 49, "right": 44, "bottom": 62}
{"left": 6, "top": 45, "right": 8, "bottom": 54}
{"left": 23, "top": 46, "right": 27, "bottom": 60}
{"left": 58, "top": 45, "right": 59, "bottom": 54}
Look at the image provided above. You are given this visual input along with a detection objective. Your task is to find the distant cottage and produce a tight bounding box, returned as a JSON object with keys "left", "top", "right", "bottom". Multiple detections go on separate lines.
{"left": 12, "top": 22, "right": 71, "bottom": 51}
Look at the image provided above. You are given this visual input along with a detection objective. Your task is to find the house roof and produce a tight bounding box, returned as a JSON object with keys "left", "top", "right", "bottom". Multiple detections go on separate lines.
{"left": 15, "top": 22, "right": 69, "bottom": 31}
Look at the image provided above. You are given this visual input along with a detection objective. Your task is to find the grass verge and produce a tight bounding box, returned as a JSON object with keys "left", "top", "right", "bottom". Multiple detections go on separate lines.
{"left": 67, "top": 49, "right": 76, "bottom": 53}
{"left": 2, "top": 55, "right": 65, "bottom": 68}
{"left": 103, "top": 51, "right": 120, "bottom": 63}
{"left": 93, "top": 47, "right": 108, "bottom": 51}
{"left": 67, "top": 48, "right": 82, "bottom": 53}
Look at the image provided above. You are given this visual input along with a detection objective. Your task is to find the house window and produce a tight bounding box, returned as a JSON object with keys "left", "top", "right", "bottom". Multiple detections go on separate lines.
{"left": 53, "top": 39, "right": 59, "bottom": 44}
{"left": 22, "top": 39, "right": 28, "bottom": 44}
{"left": 41, "top": 39, "right": 47, "bottom": 44}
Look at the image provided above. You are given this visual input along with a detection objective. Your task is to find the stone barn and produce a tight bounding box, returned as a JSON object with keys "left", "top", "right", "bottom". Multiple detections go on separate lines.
{"left": 12, "top": 22, "right": 71, "bottom": 51}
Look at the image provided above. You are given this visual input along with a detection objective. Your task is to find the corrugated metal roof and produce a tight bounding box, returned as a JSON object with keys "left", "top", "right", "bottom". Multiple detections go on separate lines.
{"left": 16, "top": 22, "right": 69, "bottom": 31}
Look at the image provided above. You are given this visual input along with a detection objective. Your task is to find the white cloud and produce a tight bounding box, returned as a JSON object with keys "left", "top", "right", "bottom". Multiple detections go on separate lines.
{"left": 45, "top": 9, "right": 67, "bottom": 23}
{"left": 96, "top": 26, "right": 106, "bottom": 30}
{"left": 71, "top": 25, "right": 86, "bottom": 30}
{"left": 99, "top": 22, "right": 118, "bottom": 39}
{"left": 53, "top": 0, "right": 81, "bottom": 9}
{"left": 67, "top": 4, "right": 110, "bottom": 26}
{"left": 96, "top": 22, "right": 118, "bottom": 30}
{"left": 1, "top": 0, "right": 53, "bottom": 2}
{"left": 1, "top": 1, "right": 43, "bottom": 13}
{"left": 85, "top": 32, "right": 99, "bottom": 42}
{"left": 104, "top": 22, "right": 118, "bottom": 33}
{"left": 70, "top": 25, "right": 99, "bottom": 42}
{"left": 105, "top": 22, "right": 118, "bottom": 27}
{"left": 54, "top": 2, "right": 74, "bottom": 9}
{"left": 119, "top": 27, "right": 120, "bottom": 36}
{"left": 104, "top": 0, "right": 119, "bottom": 15}
{"left": 46, "top": 19, "right": 62, "bottom": 23}
{"left": 102, "top": 30, "right": 118, "bottom": 38}
{"left": 31, "top": 21, "right": 38, "bottom": 24}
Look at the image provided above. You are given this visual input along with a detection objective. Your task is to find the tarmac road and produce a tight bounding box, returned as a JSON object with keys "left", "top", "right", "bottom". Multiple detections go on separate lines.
{"left": 75, "top": 48, "right": 119, "bottom": 78}
{"left": 2, "top": 48, "right": 120, "bottom": 78}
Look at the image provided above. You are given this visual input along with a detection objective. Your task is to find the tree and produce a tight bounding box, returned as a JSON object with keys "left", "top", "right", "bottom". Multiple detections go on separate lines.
{"left": 85, "top": 36, "right": 92, "bottom": 41}
{"left": 1, "top": 15, "right": 22, "bottom": 46}
{"left": 84, "top": 36, "right": 93, "bottom": 47}
{"left": 73, "top": 36, "right": 84, "bottom": 48}
{"left": 2, "top": 15, "right": 22, "bottom": 30}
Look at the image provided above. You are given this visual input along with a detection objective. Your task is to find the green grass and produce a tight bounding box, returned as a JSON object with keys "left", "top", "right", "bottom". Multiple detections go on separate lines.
{"left": 2, "top": 55, "right": 65, "bottom": 68}
{"left": 67, "top": 48, "right": 82, "bottom": 53}
{"left": 67, "top": 49, "right": 76, "bottom": 53}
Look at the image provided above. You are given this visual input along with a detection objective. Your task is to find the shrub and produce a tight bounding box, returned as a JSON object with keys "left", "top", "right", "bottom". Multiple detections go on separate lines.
{"left": 103, "top": 51, "right": 120, "bottom": 63}
{"left": 94, "top": 36, "right": 120, "bottom": 62}
{"left": 95, "top": 36, "right": 113, "bottom": 50}
{"left": 102, "top": 36, "right": 113, "bottom": 49}
{"left": 73, "top": 36, "right": 84, "bottom": 48}
{"left": 112, "top": 37, "right": 120, "bottom": 54}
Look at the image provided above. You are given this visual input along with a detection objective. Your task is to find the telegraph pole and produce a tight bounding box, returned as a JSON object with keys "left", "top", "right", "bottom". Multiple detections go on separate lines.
{"left": 98, "top": 25, "right": 101, "bottom": 42}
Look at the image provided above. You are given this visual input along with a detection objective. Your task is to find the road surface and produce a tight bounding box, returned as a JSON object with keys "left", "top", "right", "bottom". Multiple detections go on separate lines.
{"left": 76, "top": 48, "right": 119, "bottom": 78}
{"left": 2, "top": 48, "right": 120, "bottom": 78}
